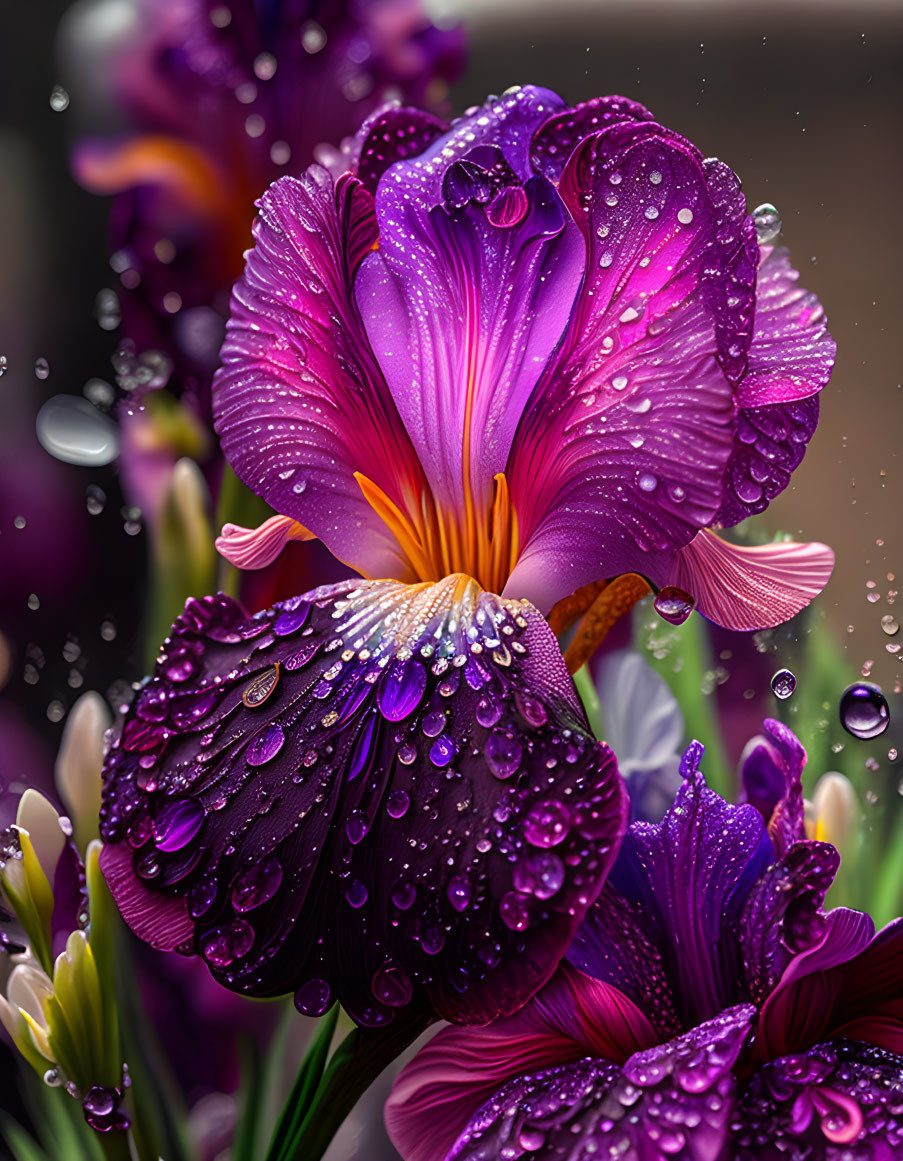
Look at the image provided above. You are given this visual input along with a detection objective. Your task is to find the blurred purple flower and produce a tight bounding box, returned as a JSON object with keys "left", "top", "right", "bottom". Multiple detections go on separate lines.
{"left": 387, "top": 721, "right": 903, "bottom": 1161}
{"left": 99, "top": 85, "right": 835, "bottom": 1030}
{"left": 68, "top": 0, "right": 465, "bottom": 397}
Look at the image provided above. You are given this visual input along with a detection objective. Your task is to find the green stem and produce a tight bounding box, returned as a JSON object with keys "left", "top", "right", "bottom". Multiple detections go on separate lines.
{"left": 573, "top": 665, "right": 603, "bottom": 738}
{"left": 871, "top": 805, "right": 903, "bottom": 927}
{"left": 274, "top": 1009, "right": 431, "bottom": 1161}
{"left": 96, "top": 1130, "right": 132, "bottom": 1161}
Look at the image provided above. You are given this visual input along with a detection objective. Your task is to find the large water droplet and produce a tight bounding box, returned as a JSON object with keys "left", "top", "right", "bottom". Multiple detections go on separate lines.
{"left": 294, "top": 977, "right": 331, "bottom": 1016}
{"left": 242, "top": 664, "right": 281, "bottom": 708}
{"left": 378, "top": 658, "right": 427, "bottom": 721}
{"left": 346, "top": 878, "right": 368, "bottom": 908}
{"left": 485, "top": 730, "right": 522, "bottom": 779}
{"left": 839, "top": 682, "right": 890, "bottom": 739}
{"left": 476, "top": 692, "right": 502, "bottom": 727}
{"left": 36, "top": 395, "right": 120, "bottom": 466}
{"left": 386, "top": 789, "right": 410, "bottom": 818}
{"left": 154, "top": 799, "right": 204, "bottom": 852}
{"left": 446, "top": 875, "right": 472, "bottom": 912}
{"left": 246, "top": 724, "right": 286, "bottom": 766}
{"left": 753, "top": 203, "right": 781, "bottom": 243}
{"left": 345, "top": 810, "right": 370, "bottom": 845}
{"left": 371, "top": 960, "right": 412, "bottom": 1007}
{"left": 881, "top": 615, "right": 899, "bottom": 636}
{"left": 499, "top": 890, "right": 531, "bottom": 931}
{"left": 653, "top": 586, "right": 695, "bottom": 626}
{"left": 429, "top": 735, "right": 456, "bottom": 767}
{"left": 523, "top": 801, "right": 570, "bottom": 848}
{"left": 201, "top": 920, "right": 254, "bottom": 967}
{"left": 231, "top": 855, "right": 283, "bottom": 911}
{"left": 771, "top": 669, "right": 796, "bottom": 699}
{"left": 513, "top": 851, "right": 565, "bottom": 899}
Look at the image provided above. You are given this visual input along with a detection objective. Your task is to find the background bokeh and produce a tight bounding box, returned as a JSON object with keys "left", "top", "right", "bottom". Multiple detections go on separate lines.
{"left": 0, "top": 1, "right": 901, "bottom": 1157}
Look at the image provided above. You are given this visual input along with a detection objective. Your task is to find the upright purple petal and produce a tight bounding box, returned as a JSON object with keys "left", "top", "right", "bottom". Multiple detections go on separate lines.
{"left": 212, "top": 167, "right": 425, "bottom": 580}
{"left": 447, "top": 1005, "right": 754, "bottom": 1161}
{"left": 356, "top": 86, "right": 583, "bottom": 519}
{"left": 529, "top": 94, "right": 655, "bottom": 180}
{"left": 716, "top": 245, "right": 835, "bottom": 526}
{"left": 506, "top": 124, "right": 741, "bottom": 611}
{"left": 355, "top": 104, "right": 449, "bottom": 192}
{"left": 100, "top": 578, "right": 626, "bottom": 1026}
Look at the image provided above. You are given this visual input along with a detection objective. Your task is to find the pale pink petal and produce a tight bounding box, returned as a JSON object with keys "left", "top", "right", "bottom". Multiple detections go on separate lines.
{"left": 215, "top": 514, "right": 314, "bottom": 570}
{"left": 664, "top": 530, "right": 834, "bottom": 631}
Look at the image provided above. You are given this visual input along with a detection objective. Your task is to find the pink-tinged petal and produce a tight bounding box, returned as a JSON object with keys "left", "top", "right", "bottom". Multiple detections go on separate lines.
{"left": 529, "top": 94, "right": 655, "bottom": 179}
{"left": 356, "top": 86, "right": 582, "bottom": 518}
{"left": 215, "top": 515, "right": 314, "bottom": 570}
{"left": 662, "top": 530, "right": 835, "bottom": 631}
{"left": 99, "top": 840, "right": 193, "bottom": 952}
{"left": 213, "top": 168, "right": 425, "bottom": 582}
{"left": 505, "top": 126, "right": 742, "bottom": 611}
{"left": 355, "top": 104, "right": 449, "bottom": 192}
{"left": 817, "top": 918, "right": 903, "bottom": 1054}
{"left": 386, "top": 963, "right": 655, "bottom": 1161}
{"left": 446, "top": 1005, "right": 754, "bottom": 1161}
{"left": 739, "top": 246, "right": 835, "bottom": 409}
{"left": 101, "top": 579, "right": 626, "bottom": 1027}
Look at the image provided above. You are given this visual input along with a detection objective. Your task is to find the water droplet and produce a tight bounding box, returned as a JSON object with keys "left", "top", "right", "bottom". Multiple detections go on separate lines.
{"left": 499, "top": 890, "right": 531, "bottom": 931}
{"left": 294, "top": 977, "right": 331, "bottom": 1016}
{"left": 85, "top": 484, "right": 106, "bottom": 515}
{"left": 49, "top": 85, "right": 69, "bottom": 112}
{"left": 345, "top": 810, "right": 370, "bottom": 845}
{"left": 753, "top": 203, "right": 781, "bottom": 243}
{"left": 677, "top": 207, "right": 694, "bottom": 225}
{"left": 246, "top": 724, "right": 286, "bottom": 766}
{"left": 231, "top": 855, "right": 283, "bottom": 911}
{"left": 201, "top": 920, "right": 254, "bottom": 967}
{"left": 839, "top": 682, "right": 890, "bottom": 739}
{"left": 771, "top": 669, "right": 796, "bottom": 699}
{"left": 518, "top": 1128, "right": 546, "bottom": 1151}
{"left": 386, "top": 789, "right": 410, "bottom": 818}
{"left": 154, "top": 799, "right": 204, "bottom": 852}
{"left": 881, "top": 615, "right": 900, "bottom": 636}
{"left": 476, "top": 692, "right": 502, "bottom": 728}
{"left": 242, "top": 664, "right": 281, "bottom": 708}
{"left": 36, "top": 396, "right": 120, "bottom": 466}
{"left": 485, "top": 731, "right": 522, "bottom": 779}
{"left": 653, "top": 586, "right": 694, "bottom": 626}
{"left": 429, "top": 735, "right": 456, "bottom": 767}
{"left": 638, "top": 472, "right": 658, "bottom": 492}
{"left": 523, "top": 801, "right": 570, "bottom": 848}
{"left": 392, "top": 881, "right": 416, "bottom": 909}
{"left": 446, "top": 875, "right": 471, "bottom": 912}
{"left": 422, "top": 710, "right": 446, "bottom": 737}
{"left": 346, "top": 878, "right": 368, "bottom": 908}
{"left": 513, "top": 851, "right": 565, "bottom": 899}
{"left": 371, "top": 960, "right": 412, "bottom": 1007}
{"left": 378, "top": 658, "right": 427, "bottom": 721}
{"left": 34, "top": 357, "right": 50, "bottom": 380}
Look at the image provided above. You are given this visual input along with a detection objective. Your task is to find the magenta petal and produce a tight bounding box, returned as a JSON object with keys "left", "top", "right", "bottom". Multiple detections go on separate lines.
{"left": 212, "top": 168, "right": 423, "bottom": 581}
{"left": 446, "top": 1005, "right": 754, "bottom": 1161}
{"left": 100, "top": 580, "right": 626, "bottom": 1026}
{"left": 662, "top": 530, "right": 835, "bottom": 631}
{"left": 356, "top": 87, "right": 582, "bottom": 517}
{"left": 530, "top": 94, "right": 655, "bottom": 179}
{"left": 356, "top": 104, "right": 449, "bottom": 192}
{"left": 506, "top": 125, "right": 740, "bottom": 610}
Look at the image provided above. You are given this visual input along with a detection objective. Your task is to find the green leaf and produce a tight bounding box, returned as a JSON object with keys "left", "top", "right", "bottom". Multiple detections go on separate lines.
{"left": 265, "top": 1006, "right": 339, "bottom": 1161}
{"left": 1, "top": 1117, "right": 50, "bottom": 1161}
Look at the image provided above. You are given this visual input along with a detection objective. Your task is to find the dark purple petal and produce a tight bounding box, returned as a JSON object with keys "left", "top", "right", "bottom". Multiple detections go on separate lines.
{"left": 212, "top": 167, "right": 425, "bottom": 580}
{"left": 100, "top": 578, "right": 626, "bottom": 1026}
{"left": 529, "top": 94, "right": 655, "bottom": 179}
{"left": 356, "top": 87, "right": 582, "bottom": 520}
{"left": 569, "top": 740, "right": 773, "bottom": 1029}
{"left": 716, "top": 244, "right": 833, "bottom": 526}
{"left": 355, "top": 104, "right": 449, "bottom": 192}
{"left": 506, "top": 124, "right": 739, "bottom": 610}
{"left": 447, "top": 1005, "right": 754, "bottom": 1161}
{"left": 736, "top": 1041, "right": 903, "bottom": 1160}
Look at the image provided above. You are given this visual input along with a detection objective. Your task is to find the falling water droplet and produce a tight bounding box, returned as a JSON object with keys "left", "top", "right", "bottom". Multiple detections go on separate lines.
{"left": 753, "top": 203, "right": 781, "bottom": 243}
{"left": 85, "top": 484, "right": 106, "bottom": 515}
{"left": 653, "top": 586, "right": 695, "bottom": 626}
{"left": 881, "top": 615, "right": 900, "bottom": 636}
{"left": 49, "top": 85, "right": 70, "bottom": 112}
{"left": 36, "top": 396, "right": 120, "bottom": 466}
{"left": 34, "top": 357, "right": 50, "bottom": 380}
{"left": 839, "top": 682, "right": 890, "bottom": 739}
{"left": 771, "top": 669, "right": 796, "bottom": 699}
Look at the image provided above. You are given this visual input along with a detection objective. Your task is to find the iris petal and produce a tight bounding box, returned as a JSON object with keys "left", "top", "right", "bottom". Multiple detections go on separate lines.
{"left": 100, "top": 577, "right": 626, "bottom": 1026}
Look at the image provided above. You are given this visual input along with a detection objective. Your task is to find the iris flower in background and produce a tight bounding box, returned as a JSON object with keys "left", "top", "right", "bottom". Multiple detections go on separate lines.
{"left": 67, "top": 0, "right": 465, "bottom": 397}
{"left": 387, "top": 720, "right": 903, "bottom": 1161}
{"left": 99, "top": 85, "right": 834, "bottom": 1032}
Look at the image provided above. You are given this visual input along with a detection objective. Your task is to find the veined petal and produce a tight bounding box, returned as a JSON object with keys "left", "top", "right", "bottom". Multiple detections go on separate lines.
{"left": 446, "top": 1005, "right": 754, "bottom": 1161}
{"left": 662, "top": 530, "right": 835, "bottom": 631}
{"left": 212, "top": 167, "right": 425, "bottom": 581}
{"left": 100, "top": 578, "right": 626, "bottom": 1026}
{"left": 215, "top": 515, "right": 314, "bottom": 570}
{"left": 386, "top": 963, "right": 655, "bottom": 1161}
{"left": 506, "top": 125, "right": 742, "bottom": 611}
{"left": 357, "top": 86, "right": 582, "bottom": 521}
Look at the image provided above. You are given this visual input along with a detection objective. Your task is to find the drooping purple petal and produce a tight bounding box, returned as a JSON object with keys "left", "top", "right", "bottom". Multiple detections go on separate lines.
{"left": 446, "top": 1005, "right": 755, "bottom": 1161}
{"left": 100, "top": 578, "right": 626, "bottom": 1026}
{"left": 356, "top": 86, "right": 583, "bottom": 519}
{"left": 736, "top": 1041, "right": 903, "bottom": 1160}
{"left": 386, "top": 963, "right": 655, "bottom": 1161}
{"left": 506, "top": 124, "right": 741, "bottom": 611}
{"left": 715, "top": 245, "right": 834, "bottom": 526}
{"left": 212, "top": 167, "right": 427, "bottom": 581}
{"left": 570, "top": 740, "right": 773, "bottom": 1029}
{"left": 659, "top": 530, "right": 835, "bottom": 631}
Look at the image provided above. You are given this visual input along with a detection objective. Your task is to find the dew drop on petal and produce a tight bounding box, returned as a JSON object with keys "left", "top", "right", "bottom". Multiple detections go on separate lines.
{"left": 371, "top": 960, "right": 412, "bottom": 1007}
{"left": 753, "top": 202, "right": 782, "bottom": 243}
{"left": 294, "top": 977, "right": 331, "bottom": 1016}
{"left": 654, "top": 586, "right": 694, "bottom": 625}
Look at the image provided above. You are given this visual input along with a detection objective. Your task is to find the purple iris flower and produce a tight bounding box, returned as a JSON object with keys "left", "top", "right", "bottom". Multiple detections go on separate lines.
{"left": 100, "top": 86, "right": 835, "bottom": 1029}
{"left": 70, "top": 0, "right": 465, "bottom": 393}
{"left": 386, "top": 720, "right": 903, "bottom": 1161}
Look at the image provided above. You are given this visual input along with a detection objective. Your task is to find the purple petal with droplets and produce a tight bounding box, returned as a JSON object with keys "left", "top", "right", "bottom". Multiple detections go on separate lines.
{"left": 529, "top": 94, "right": 655, "bottom": 179}
{"left": 100, "top": 578, "right": 627, "bottom": 1026}
{"left": 355, "top": 104, "right": 449, "bottom": 192}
